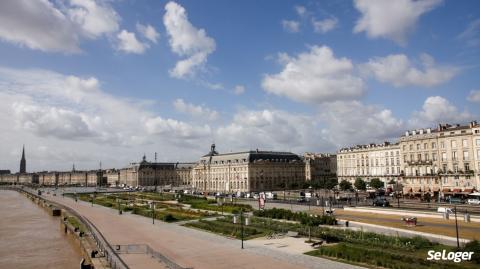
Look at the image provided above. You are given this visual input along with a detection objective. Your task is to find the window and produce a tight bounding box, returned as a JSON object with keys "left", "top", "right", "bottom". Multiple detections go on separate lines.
{"left": 417, "top": 144, "right": 420, "bottom": 150}
{"left": 417, "top": 154, "right": 422, "bottom": 161}
{"left": 432, "top": 153, "right": 437, "bottom": 161}
{"left": 442, "top": 152, "right": 447, "bottom": 161}
{"left": 424, "top": 143, "right": 428, "bottom": 149}
{"left": 478, "top": 149, "right": 480, "bottom": 158}
{"left": 451, "top": 140, "right": 457, "bottom": 148}
{"left": 454, "top": 164, "right": 458, "bottom": 173}
{"left": 463, "top": 151, "right": 469, "bottom": 161}
{"left": 409, "top": 144, "right": 413, "bottom": 150}
{"left": 463, "top": 139, "right": 468, "bottom": 147}
{"left": 465, "top": 163, "right": 470, "bottom": 171}
{"left": 440, "top": 141, "right": 445, "bottom": 149}
{"left": 477, "top": 139, "right": 480, "bottom": 146}
{"left": 432, "top": 142, "right": 437, "bottom": 149}
{"left": 425, "top": 153, "right": 429, "bottom": 161}
{"left": 452, "top": 151, "right": 457, "bottom": 161}
{"left": 403, "top": 145, "right": 406, "bottom": 151}
{"left": 442, "top": 164, "right": 447, "bottom": 172}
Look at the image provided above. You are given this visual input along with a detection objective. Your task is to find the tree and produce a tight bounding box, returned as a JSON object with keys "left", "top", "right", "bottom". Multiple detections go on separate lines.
{"left": 369, "top": 178, "right": 384, "bottom": 189}
{"left": 339, "top": 180, "right": 353, "bottom": 191}
{"left": 324, "top": 177, "right": 338, "bottom": 191}
{"left": 388, "top": 179, "right": 396, "bottom": 185}
{"left": 354, "top": 178, "right": 367, "bottom": 191}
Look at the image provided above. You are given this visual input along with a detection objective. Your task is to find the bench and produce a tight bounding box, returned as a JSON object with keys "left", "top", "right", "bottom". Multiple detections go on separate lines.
{"left": 286, "top": 231, "right": 299, "bottom": 237}
{"left": 311, "top": 241, "right": 323, "bottom": 248}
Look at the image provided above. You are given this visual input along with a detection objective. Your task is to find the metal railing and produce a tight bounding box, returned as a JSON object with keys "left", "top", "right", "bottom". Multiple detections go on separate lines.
{"left": 10, "top": 187, "right": 129, "bottom": 269}
{"left": 114, "top": 244, "right": 189, "bottom": 269}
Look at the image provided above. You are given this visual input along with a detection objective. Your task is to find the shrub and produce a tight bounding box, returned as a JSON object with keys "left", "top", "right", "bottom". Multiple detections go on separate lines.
{"left": 463, "top": 240, "right": 480, "bottom": 264}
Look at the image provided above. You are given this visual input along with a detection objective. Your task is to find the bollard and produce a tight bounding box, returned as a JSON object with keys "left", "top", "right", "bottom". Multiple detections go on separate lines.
{"left": 464, "top": 213, "right": 471, "bottom": 223}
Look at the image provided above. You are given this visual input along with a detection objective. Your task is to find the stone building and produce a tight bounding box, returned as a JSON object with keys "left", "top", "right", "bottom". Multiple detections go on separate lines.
{"left": 192, "top": 145, "right": 305, "bottom": 193}
{"left": 118, "top": 155, "right": 194, "bottom": 187}
{"left": 400, "top": 122, "right": 480, "bottom": 198}
{"left": 337, "top": 142, "right": 401, "bottom": 187}
{"left": 303, "top": 153, "right": 337, "bottom": 182}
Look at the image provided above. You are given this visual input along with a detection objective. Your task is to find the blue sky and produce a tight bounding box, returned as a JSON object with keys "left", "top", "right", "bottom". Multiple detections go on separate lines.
{"left": 0, "top": 0, "right": 479, "bottom": 172}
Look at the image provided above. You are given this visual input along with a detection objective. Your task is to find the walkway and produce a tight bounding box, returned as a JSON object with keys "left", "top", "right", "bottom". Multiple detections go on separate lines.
{"left": 44, "top": 193, "right": 362, "bottom": 269}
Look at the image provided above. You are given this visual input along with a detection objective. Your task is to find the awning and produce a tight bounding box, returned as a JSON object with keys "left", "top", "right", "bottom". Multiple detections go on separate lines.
{"left": 403, "top": 187, "right": 412, "bottom": 193}
{"left": 463, "top": 189, "right": 474, "bottom": 193}
{"left": 442, "top": 188, "right": 451, "bottom": 192}
{"left": 453, "top": 188, "right": 462, "bottom": 193}
{"left": 433, "top": 187, "right": 440, "bottom": 192}
{"left": 413, "top": 187, "right": 421, "bottom": 192}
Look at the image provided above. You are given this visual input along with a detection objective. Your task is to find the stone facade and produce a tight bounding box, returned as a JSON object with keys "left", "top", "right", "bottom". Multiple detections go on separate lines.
{"left": 192, "top": 145, "right": 305, "bottom": 193}
{"left": 337, "top": 142, "right": 401, "bottom": 187}
{"left": 400, "top": 122, "right": 480, "bottom": 197}
{"left": 303, "top": 153, "right": 337, "bottom": 182}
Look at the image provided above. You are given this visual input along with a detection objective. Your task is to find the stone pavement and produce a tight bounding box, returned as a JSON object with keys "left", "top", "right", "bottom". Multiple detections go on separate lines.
{"left": 45, "top": 193, "right": 363, "bottom": 269}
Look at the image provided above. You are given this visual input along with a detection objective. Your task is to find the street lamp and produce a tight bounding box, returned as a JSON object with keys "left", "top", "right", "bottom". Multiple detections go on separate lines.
{"left": 152, "top": 202, "right": 156, "bottom": 224}
{"left": 454, "top": 205, "right": 460, "bottom": 248}
{"left": 233, "top": 209, "right": 248, "bottom": 249}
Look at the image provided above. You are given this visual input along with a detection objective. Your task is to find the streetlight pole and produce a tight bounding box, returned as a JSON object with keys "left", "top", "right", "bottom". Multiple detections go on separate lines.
{"left": 454, "top": 205, "right": 459, "bottom": 248}
{"left": 240, "top": 208, "right": 244, "bottom": 249}
{"left": 152, "top": 202, "right": 155, "bottom": 224}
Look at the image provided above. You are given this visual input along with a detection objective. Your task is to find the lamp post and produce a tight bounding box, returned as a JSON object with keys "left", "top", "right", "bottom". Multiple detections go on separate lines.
{"left": 233, "top": 209, "right": 247, "bottom": 249}
{"left": 454, "top": 205, "right": 460, "bottom": 248}
{"left": 240, "top": 208, "right": 244, "bottom": 249}
{"left": 152, "top": 202, "right": 155, "bottom": 224}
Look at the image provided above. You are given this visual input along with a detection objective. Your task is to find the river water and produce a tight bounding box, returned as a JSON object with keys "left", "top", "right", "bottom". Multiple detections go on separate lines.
{"left": 0, "top": 190, "right": 83, "bottom": 269}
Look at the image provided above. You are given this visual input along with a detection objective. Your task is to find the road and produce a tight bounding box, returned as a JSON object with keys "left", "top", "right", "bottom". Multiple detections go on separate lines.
{"left": 43, "top": 192, "right": 362, "bottom": 269}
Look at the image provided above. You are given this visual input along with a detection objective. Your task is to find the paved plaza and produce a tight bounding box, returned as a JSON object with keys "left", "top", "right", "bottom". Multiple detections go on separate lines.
{"left": 44, "top": 192, "right": 363, "bottom": 269}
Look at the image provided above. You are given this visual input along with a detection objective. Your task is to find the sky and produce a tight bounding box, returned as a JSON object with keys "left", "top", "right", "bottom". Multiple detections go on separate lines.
{"left": 0, "top": 0, "right": 479, "bottom": 172}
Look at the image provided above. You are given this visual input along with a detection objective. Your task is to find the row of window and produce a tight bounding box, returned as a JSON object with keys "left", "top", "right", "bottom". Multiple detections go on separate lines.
{"left": 404, "top": 138, "right": 480, "bottom": 152}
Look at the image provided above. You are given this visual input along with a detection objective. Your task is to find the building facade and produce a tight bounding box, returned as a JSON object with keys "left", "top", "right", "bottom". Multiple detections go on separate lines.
{"left": 303, "top": 153, "right": 337, "bottom": 182}
{"left": 337, "top": 142, "right": 401, "bottom": 187}
{"left": 400, "top": 122, "right": 480, "bottom": 198}
{"left": 192, "top": 145, "right": 305, "bottom": 193}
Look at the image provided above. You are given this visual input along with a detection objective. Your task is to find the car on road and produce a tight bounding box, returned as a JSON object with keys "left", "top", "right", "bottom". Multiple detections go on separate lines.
{"left": 372, "top": 197, "right": 389, "bottom": 207}
{"left": 297, "top": 197, "right": 306, "bottom": 203}
{"left": 467, "top": 192, "right": 480, "bottom": 205}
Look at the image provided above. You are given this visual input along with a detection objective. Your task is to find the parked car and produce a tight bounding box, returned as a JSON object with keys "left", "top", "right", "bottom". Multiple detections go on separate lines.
{"left": 372, "top": 197, "right": 389, "bottom": 207}
{"left": 467, "top": 192, "right": 480, "bottom": 205}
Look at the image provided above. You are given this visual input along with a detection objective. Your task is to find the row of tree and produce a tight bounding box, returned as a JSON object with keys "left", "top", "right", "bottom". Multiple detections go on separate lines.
{"left": 277, "top": 177, "right": 392, "bottom": 192}
{"left": 338, "top": 177, "right": 385, "bottom": 191}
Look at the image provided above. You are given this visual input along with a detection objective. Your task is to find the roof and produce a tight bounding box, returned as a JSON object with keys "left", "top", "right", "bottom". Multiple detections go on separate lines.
{"left": 199, "top": 150, "right": 302, "bottom": 163}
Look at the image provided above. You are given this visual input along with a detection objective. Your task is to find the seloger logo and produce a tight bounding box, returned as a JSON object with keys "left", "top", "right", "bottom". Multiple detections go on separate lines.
{"left": 427, "top": 250, "right": 474, "bottom": 263}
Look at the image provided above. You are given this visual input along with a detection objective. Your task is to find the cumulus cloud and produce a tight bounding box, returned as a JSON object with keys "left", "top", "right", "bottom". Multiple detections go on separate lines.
{"left": 116, "top": 30, "right": 149, "bottom": 54}
{"left": 282, "top": 20, "right": 300, "bottom": 33}
{"left": 136, "top": 23, "right": 160, "bottom": 44}
{"left": 217, "top": 109, "right": 333, "bottom": 152}
{"left": 173, "top": 99, "right": 219, "bottom": 121}
{"left": 163, "top": 1, "right": 216, "bottom": 79}
{"left": 320, "top": 101, "right": 404, "bottom": 147}
{"left": 361, "top": 53, "right": 458, "bottom": 87}
{"left": 233, "top": 85, "right": 245, "bottom": 95}
{"left": 262, "top": 45, "right": 365, "bottom": 104}
{"left": 0, "top": 0, "right": 120, "bottom": 53}
{"left": 0, "top": 0, "right": 80, "bottom": 53}
{"left": 312, "top": 17, "right": 338, "bottom": 33}
{"left": 144, "top": 117, "right": 211, "bottom": 140}
{"left": 353, "top": 0, "right": 443, "bottom": 45}
{"left": 67, "top": 0, "right": 119, "bottom": 38}
{"left": 295, "top": 6, "right": 307, "bottom": 17}
{"left": 409, "top": 96, "right": 473, "bottom": 127}
{"left": 467, "top": 90, "right": 480, "bottom": 103}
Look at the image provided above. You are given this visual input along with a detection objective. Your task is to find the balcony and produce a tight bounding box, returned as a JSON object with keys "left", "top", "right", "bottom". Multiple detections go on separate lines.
{"left": 406, "top": 160, "right": 433, "bottom": 166}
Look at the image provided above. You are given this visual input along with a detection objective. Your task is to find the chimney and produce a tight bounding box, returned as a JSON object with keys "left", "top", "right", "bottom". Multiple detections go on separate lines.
{"left": 419, "top": 129, "right": 424, "bottom": 134}
{"left": 405, "top": 131, "right": 409, "bottom": 136}
{"left": 470, "top": 121, "right": 478, "bottom": 128}
{"left": 427, "top": 128, "right": 431, "bottom": 134}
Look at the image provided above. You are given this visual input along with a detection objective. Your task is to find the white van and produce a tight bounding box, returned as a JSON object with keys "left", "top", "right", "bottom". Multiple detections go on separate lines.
{"left": 437, "top": 207, "right": 454, "bottom": 214}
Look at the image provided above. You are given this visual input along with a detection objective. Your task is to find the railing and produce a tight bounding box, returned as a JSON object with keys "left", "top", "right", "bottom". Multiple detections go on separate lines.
{"left": 114, "top": 244, "right": 190, "bottom": 269}
{"left": 11, "top": 187, "right": 129, "bottom": 269}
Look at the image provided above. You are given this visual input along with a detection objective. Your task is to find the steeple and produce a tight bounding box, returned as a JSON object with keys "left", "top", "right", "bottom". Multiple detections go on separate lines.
{"left": 20, "top": 145, "right": 26, "bottom": 174}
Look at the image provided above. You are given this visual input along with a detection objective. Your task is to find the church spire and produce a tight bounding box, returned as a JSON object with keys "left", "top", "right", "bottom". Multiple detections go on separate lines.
{"left": 20, "top": 145, "right": 26, "bottom": 174}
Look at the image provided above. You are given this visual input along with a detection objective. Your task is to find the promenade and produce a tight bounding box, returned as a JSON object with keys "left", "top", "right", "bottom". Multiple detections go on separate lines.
{"left": 44, "top": 192, "right": 362, "bottom": 269}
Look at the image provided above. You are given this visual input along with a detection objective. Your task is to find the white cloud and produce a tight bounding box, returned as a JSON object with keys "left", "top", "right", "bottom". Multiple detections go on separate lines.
{"left": 353, "top": 0, "right": 443, "bottom": 45}
{"left": 173, "top": 99, "right": 219, "bottom": 121}
{"left": 0, "top": 66, "right": 220, "bottom": 170}
{"left": 233, "top": 85, "right": 245, "bottom": 95}
{"left": 409, "top": 96, "right": 472, "bottom": 127}
{"left": 217, "top": 109, "right": 333, "bottom": 152}
{"left": 295, "top": 6, "right": 307, "bottom": 17}
{"left": 282, "top": 20, "right": 300, "bottom": 33}
{"left": 467, "top": 90, "right": 480, "bottom": 103}
{"left": 262, "top": 45, "right": 365, "bottom": 104}
{"left": 136, "top": 23, "right": 160, "bottom": 44}
{"left": 361, "top": 53, "right": 458, "bottom": 87}
{"left": 458, "top": 19, "right": 480, "bottom": 47}
{"left": 321, "top": 101, "right": 404, "bottom": 147}
{"left": 312, "top": 17, "right": 338, "bottom": 33}
{"left": 0, "top": 0, "right": 80, "bottom": 53}
{"left": 67, "top": 0, "right": 119, "bottom": 38}
{"left": 163, "top": 1, "right": 216, "bottom": 79}
{"left": 0, "top": 0, "right": 120, "bottom": 53}
{"left": 116, "top": 30, "right": 149, "bottom": 54}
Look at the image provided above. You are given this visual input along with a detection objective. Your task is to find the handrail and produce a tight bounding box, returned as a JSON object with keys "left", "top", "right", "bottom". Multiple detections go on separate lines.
{"left": 113, "top": 244, "right": 189, "bottom": 269}
{"left": 9, "top": 187, "right": 129, "bottom": 269}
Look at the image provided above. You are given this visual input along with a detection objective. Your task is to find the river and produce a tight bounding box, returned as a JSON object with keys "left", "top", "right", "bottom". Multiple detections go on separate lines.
{"left": 0, "top": 190, "right": 83, "bottom": 269}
